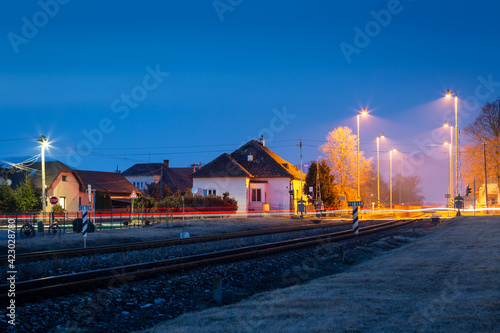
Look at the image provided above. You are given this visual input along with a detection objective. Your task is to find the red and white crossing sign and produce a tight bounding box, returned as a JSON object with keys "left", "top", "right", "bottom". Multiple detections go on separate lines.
{"left": 129, "top": 190, "right": 138, "bottom": 199}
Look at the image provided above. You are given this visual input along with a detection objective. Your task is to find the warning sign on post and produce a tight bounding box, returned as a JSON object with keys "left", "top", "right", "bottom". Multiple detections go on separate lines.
{"left": 129, "top": 190, "right": 138, "bottom": 199}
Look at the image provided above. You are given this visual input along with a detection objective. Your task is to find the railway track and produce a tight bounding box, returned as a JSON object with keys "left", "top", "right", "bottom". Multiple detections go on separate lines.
{"left": 2, "top": 219, "right": 417, "bottom": 304}
{"left": 3, "top": 219, "right": 362, "bottom": 262}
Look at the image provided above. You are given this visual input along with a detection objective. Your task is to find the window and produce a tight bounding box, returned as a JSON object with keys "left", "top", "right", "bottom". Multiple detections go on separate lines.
{"left": 59, "top": 197, "right": 66, "bottom": 209}
{"left": 252, "top": 189, "right": 262, "bottom": 202}
{"left": 62, "top": 176, "right": 67, "bottom": 181}
{"left": 203, "top": 189, "right": 216, "bottom": 196}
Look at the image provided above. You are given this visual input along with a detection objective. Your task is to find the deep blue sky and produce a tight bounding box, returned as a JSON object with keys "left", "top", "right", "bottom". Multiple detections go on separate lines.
{"left": 1, "top": 0, "right": 499, "bottom": 203}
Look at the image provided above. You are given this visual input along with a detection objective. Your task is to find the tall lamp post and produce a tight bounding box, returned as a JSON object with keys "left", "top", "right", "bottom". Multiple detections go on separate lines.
{"left": 38, "top": 135, "right": 49, "bottom": 218}
{"left": 390, "top": 147, "right": 396, "bottom": 210}
{"left": 446, "top": 89, "right": 458, "bottom": 195}
{"left": 444, "top": 121, "right": 453, "bottom": 205}
{"left": 356, "top": 108, "right": 367, "bottom": 200}
{"left": 376, "top": 132, "right": 384, "bottom": 208}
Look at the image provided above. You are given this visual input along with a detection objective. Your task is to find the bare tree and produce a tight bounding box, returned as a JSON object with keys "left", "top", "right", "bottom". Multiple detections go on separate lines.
{"left": 463, "top": 97, "right": 500, "bottom": 188}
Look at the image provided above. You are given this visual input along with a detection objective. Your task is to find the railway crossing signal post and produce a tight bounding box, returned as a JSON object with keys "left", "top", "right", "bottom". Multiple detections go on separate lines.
{"left": 348, "top": 201, "right": 363, "bottom": 247}
{"left": 454, "top": 195, "right": 464, "bottom": 217}
{"left": 82, "top": 209, "right": 88, "bottom": 248}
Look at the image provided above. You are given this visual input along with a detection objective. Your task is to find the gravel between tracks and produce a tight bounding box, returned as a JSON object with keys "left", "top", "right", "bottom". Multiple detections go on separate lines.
{"left": 5, "top": 219, "right": 435, "bottom": 332}
{"left": 4, "top": 218, "right": 328, "bottom": 254}
{"left": 7, "top": 220, "right": 380, "bottom": 281}
{"left": 146, "top": 216, "right": 500, "bottom": 333}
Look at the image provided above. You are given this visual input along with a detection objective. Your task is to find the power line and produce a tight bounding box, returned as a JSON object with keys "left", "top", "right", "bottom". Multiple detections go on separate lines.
{"left": 86, "top": 140, "right": 299, "bottom": 151}
{"left": 0, "top": 137, "right": 37, "bottom": 142}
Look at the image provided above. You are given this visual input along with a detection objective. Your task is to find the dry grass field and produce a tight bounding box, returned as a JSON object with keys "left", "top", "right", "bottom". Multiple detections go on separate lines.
{"left": 144, "top": 216, "right": 500, "bottom": 333}
{"left": 5, "top": 217, "right": 325, "bottom": 253}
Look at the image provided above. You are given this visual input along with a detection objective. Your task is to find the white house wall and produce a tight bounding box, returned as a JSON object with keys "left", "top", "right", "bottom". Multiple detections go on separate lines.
{"left": 124, "top": 176, "right": 153, "bottom": 192}
{"left": 193, "top": 177, "right": 249, "bottom": 213}
{"left": 194, "top": 176, "right": 304, "bottom": 214}
{"left": 253, "top": 178, "right": 293, "bottom": 212}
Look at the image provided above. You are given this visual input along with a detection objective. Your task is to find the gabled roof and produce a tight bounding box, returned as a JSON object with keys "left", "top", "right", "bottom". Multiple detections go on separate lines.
{"left": 29, "top": 161, "right": 81, "bottom": 190}
{"left": 121, "top": 163, "right": 164, "bottom": 177}
{"left": 192, "top": 140, "right": 302, "bottom": 180}
{"left": 75, "top": 170, "right": 139, "bottom": 194}
{"left": 231, "top": 140, "right": 301, "bottom": 179}
{"left": 192, "top": 153, "right": 252, "bottom": 178}
{"left": 167, "top": 167, "right": 195, "bottom": 191}
{"left": 122, "top": 162, "right": 195, "bottom": 191}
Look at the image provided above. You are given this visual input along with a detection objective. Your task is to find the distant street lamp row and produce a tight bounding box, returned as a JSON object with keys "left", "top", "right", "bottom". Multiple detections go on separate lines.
{"left": 356, "top": 89, "right": 460, "bottom": 209}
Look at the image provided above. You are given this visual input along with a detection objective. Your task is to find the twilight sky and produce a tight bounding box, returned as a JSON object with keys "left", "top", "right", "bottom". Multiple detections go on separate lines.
{"left": 1, "top": 0, "right": 499, "bottom": 204}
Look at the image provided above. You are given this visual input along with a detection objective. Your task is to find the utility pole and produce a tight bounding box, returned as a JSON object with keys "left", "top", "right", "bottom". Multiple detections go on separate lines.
{"left": 316, "top": 156, "right": 321, "bottom": 202}
{"left": 399, "top": 156, "right": 402, "bottom": 205}
{"left": 483, "top": 142, "right": 488, "bottom": 214}
{"left": 299, "top": 139, "right": 303, "bottom": 217}
{"left": 160, "top": 166, "right": 163, "bottom": 202}
{"left": 38, "top": 135, "right": 48, "bottom": 220}
{"left": 473, "top": 178, "right": 476, "bottom": 216}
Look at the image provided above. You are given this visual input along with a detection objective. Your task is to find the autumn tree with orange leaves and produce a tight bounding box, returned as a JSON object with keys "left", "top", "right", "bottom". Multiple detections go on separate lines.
{"left": 320, "top": 126, "right": 373, "bottom": 206}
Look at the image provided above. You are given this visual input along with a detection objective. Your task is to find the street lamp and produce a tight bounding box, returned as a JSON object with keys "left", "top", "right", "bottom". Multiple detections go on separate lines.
{"left": 390, "top": 146, "right": 396, "bottom": 210}
{"left": 376, "top": 132, "right": 384, "bottom": 208}
{"left": 446, "top": 89, "right": 458, "bottom": 195}
{"left": 37, "top": 135, "right": 49, "bottom": 218}
{"left": 357, "top": 108, "right": 367, "bottom": 200}
{"left": 444, "top": 121, "right": 453, "bottom": 204}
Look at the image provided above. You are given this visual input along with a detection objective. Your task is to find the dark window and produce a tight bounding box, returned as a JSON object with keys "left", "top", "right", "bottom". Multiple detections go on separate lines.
{"left": 62, "top": 176, "right": 67, "bottom": 181}
{"left": 252, "top": 189, "right": 262, "bottom": 202}
{"left": 203, "top": 189, "right": 216, "bottom": 196}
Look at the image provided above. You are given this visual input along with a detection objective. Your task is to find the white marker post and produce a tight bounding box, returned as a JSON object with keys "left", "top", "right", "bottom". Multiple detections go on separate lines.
{"left": 82, "top": 209, "right": 88, "bottom": 248}
{"left": 348, "top": 201, "right": 363, "bottom": 248}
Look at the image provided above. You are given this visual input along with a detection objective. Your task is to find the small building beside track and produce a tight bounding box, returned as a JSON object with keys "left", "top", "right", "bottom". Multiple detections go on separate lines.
{"left": 192, "top": 139, "right": 305, "bottom": 215}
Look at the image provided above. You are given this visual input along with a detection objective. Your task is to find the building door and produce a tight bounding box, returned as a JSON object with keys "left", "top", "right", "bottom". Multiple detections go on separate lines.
{"left": 248, "top": 183, "right": 266, "bottom": 210}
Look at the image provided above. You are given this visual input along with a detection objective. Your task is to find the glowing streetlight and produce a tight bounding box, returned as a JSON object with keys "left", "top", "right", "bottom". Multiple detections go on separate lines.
{"left": 356, "top": 108, "right": 368, "bottom": 200}
{"left": 390, "top": 146, "right": 396, "bottom": 210}
{"left": 444, "top": 121, "right": 453, "bottom": 205}
{"left": 376, "top": 132, "right": 384, "bottom": 208}
{"left": 446, "top": 89, "right": 459, "bottom": 195}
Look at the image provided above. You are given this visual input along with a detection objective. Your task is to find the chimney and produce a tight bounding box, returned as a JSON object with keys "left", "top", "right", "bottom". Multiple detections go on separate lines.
{"left": 248, "top": 153, "right": 253, "bottom": 162}
{"left": 163, "top": 160, "right": 169, "bottom": 168}
{"left": 259, "top": 135, "right": 265, "bottom": 146}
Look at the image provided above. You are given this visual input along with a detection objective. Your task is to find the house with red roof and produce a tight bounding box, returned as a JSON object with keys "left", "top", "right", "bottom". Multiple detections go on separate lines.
{"left": 121, "top": 160, "right": 196, "bottom": 194}
{"left": 75, "top": 170, "right": 140, "bottom": 208}
{"left": 8, "top": 161, "right": 140, "bottom": 212}
{"left": 192, "top": 139, "right": 305, "bottom": 214}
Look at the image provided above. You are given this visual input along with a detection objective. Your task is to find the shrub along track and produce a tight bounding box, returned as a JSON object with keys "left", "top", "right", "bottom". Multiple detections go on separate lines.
{"left": 1, "top": 219, "right": 417, "bottom": 305}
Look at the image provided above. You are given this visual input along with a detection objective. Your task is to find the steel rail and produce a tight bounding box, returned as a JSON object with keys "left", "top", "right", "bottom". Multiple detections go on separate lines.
{"left": 2, "top": 219, "right": 416, "bottom": 304}
{"left": 4, "top": 220, "right": 362, "bottom": 262}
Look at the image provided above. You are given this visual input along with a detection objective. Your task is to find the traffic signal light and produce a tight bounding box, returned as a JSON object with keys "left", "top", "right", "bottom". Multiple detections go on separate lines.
{"left": 466, "top": 184, "right": 471, "bottom": 196}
